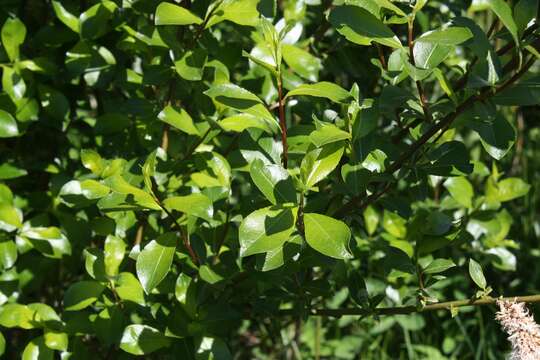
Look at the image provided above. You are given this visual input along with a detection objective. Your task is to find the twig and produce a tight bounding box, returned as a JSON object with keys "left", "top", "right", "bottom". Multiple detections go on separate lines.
{"left": 376, "top": 43, "right": 387, "bottom": 70}
{"left": 277, "top": 73, "right": 288, "bottom": 168}
{"left": 408, "top": 19, "right": 433, "bottom": 123}
{"left": 278, "top": 294, "right": 540, "bottom": 317}
{"left": 182, "top": 127, "right": 212, "bottom": 161}
{"left": 335, "top": 54, "right": 537, "bottom": 217}
{"left": 160, "top": 203, "right": 199, "bottom": 265}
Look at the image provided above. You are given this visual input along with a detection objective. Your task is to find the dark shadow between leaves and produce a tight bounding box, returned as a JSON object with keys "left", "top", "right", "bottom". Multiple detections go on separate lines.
{"left": 264, "top": 207, "right": 294, "bottom": 236}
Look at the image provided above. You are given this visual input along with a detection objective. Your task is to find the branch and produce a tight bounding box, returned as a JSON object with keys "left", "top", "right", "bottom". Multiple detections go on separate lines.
{"left": 279, "top": 294, "right": 540, "bottom": 317}
{"left": 335, "top": 54, "right": 537, "bottom": 217}
{"left": 160, "top": 203, "right": 199, "bottom": 265}
{"left": 277, "top": 73, "right": 288, "bottom": 168}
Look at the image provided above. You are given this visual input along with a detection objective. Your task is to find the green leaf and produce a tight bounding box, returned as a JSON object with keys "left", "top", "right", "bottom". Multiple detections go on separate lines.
{"left": 80, "top": 149, "right": 104, "bottom": 176}
{"left": 416, "top": 27, "right": 473, "bottom": 45}
{"left": 239, "top": 206, "right": 297, "bottom": 257}
{"left": 52, "top": 1, "right": 79, "bottom": 33}
{"left": 120, "top": 324, "right": 171, "bottom": 355}
{"left": 158, "top": 105, "right": 200, "bottom": 136}
{"left": 116, "top": 272, "right": 146, "bottom": 305}
{"left": 0, "top": 332, "right": 5, "bottom": 357}
{"left": 219, "top": 113, "right": 273, "bottom": 133}
{"left": 79, "top": 1, "right": 117, "bottom": 40}
{"left": 383, "top": 210, "right": 407, "bottom": 238}
{"left": 60, "top": 179, "right": 111, "bottom": 201}
{"left": 304, "top": 213, "right": 352, "bottom": 259}
{"left": 282, "top": 44, "right": 321, "bottom": 82}
{"left": 469, "top": 258, "right": 487, "bottom": 290}
{"left": 104, "top": 235, "right": 126, "bottom": 277}
{"left": 63, "top": 281, "right": 105, "bottom": 311}
{"left": 487, "top": 0, "right": 519, "bottom": 47}
{"left": 199, "top": 265, "right": 224, "bottom": 284}
{"left": 84, "top": 248, "right": 106, "bottom": 281}
{"left": 0, "top": 204, "right": 22, "bottom": 232}
{"left": 341, "top": 164, "right": 369, "bottom": 195}
{"left": 0, "top": 304, "right": 34, "bottom": 329}
{"left": 514, "top": 0, "right": 538, "bottom": 35}
{"left": 423, "top": 141, "right": 473, "bottom": 176}
{"left": 423, "top": 258, "right": 456, "bottom": 274}
{"left": 487, "top": 177, "right": 530, "bottom": 203}
{"left": 205, "top": 0, "right": 260, "bottom": 28}
{"left": 255, "top": 234, "right": 302, "bottom": 272}
{"left": 301, "top": 142, "right": 344, "bottom": 188}
{"left": 155, "top": 2, "right": 203, "bottom": 26}
{"left": 0, "top": 163, "right": 27, "bottom": 179}
{"left": 363, "top": 206, "right": 379, "bottom": 236}
{"left": 136, "top": 233, "right": 177, "bottom": 294}
{"left": 204, "top": 83, "right": 277, "bottom": 125}
{"left": 142, "top": 150, "right": 157, "bottom": 195}
{"left": 286, "top": 82, "right": 352, "bottom": 103}
{"left": 163, "top": 193, "right": 214, "bottom": 221}
{"left": 22, "top": 336, "right": 53, "bottom": 360}
{"left": 21, "top": 226, "right": 72, "bottom": 258}
{"left": 467, "top": 114, "right": 515, "bottom": 160}
{"left": 175, "top": 273, "right": 192, "bottom": 304}
{"left": 250, "top": 159, "right": 296, "bottom": 205}
{"left": 328, "top": 5, "right": 402, "bottom": 48}
{"left": 104, "top": 175, "right": 161, "bottom": 210}
{"left": 0, "top": 239, "right": 17, "bottom": 269}
{"left": 309, "top": 123, "right": 351, "bottom": 147}
{"left": 0, "top": 110, "right": 19, "bottom": 138}
{"left": 175, "top": 49, "right": 207, "bottom": 81}
{"left": 1, "top": 17, "right": 26, "bottom": 61}
{"left": 444, "top": 177, "right": 473, "bottom": 208}
{"left": 44, "top": 330, "right": 68, "bottom": 351}
{"left": 413, "top": 42, "right": 452, "bottom": 69}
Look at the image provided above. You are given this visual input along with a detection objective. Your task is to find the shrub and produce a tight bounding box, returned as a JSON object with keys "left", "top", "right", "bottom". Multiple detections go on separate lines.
{"left": 0, "top": 0, "right": 539, "bottom": 358}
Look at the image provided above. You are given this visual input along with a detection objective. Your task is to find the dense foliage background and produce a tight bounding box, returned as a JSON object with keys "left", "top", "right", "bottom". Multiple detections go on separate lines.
{"left": 0, "top": 0, "right": 539, "bottom": 358}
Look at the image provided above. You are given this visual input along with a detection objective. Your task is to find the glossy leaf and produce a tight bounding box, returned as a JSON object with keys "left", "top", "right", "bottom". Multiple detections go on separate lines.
{"left": 329, "top": 5, "right": 402, "bottom": 48}
{"left": 204, "top": 84, "right": 277, "bottom": 125}
{"left": 52, "top": 1, "right": 79, "bottom": 33}
{"left": 219, "top": 113, "right": 273, "bottom": 133}
{"left": 206, "top": 0, "right": 260, "bottom": 28}
{"left": 286, "top": 82, "right": 352, "bottom": 103}
{"left": 309, "top": 123, "right": 351, "bottom": 147}
{"left": 0, "top": 110, "right": 19, "bottom": 138}
{"left": 487, "top": 0, "right": 519, "bottom": 46}
{"left": 158, "top": 105, "right": 200, "bottom": 136}
{"left": 469, "top": 258, "right": 487, "bottom": 289}
{"left": 154, "top": 3, "right": 203, "bottom": 26}
{"left": 444, "top": 177, "right": 474, "bottom": 208}
{"left": 104, "top": 235, "right": 126, "bottom": 277}
{"left": 136, "top": 233, "right": 177, "bottom": 294}
{"left": 22, "top": 336, "right": 53, "bottom": 360}
{"left": 163, "top": 193, "right": 214, "bottom": 221}
{"left": 0, "top": 304, "right": 34, "bottom": 329}
{"left": 250, "top": 159, "right": 296, "bottom": 205}
{"left": 239, "top": 206, "right": 297, "bottom": 257}
{"left": 175, "top": 49, "right": 207, "bottom": 81}
{"left": 1, "top": 17, "right": 26, "bottom": 61}
{"left": 282, "top": 44, "right": 321, "bottom": 82}
{"left": 63, "top": 281, "right": 105, "bottom": 311}
{"left": 301, "top": 142, "right": 344, "bottom": 188}
{"left": 416, "top": 27, "right": 473, "bottom": 45}
{"left": 304, "top": 213, "right": 352, "bottom": 259}
{"left": 423, "top": 259, "right": 456, "bottom": 274}
{"left": 116, "top": 272, "right": 146, "bottom": 305}
{"left": 120, "top": 324, "right": 171, "bottom": 355}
